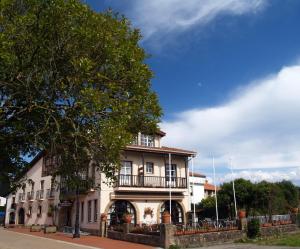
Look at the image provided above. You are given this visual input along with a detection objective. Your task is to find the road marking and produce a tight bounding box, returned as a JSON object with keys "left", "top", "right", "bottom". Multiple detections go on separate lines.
{"left": 2, "top": 229, "right": 103, "bottom": 249}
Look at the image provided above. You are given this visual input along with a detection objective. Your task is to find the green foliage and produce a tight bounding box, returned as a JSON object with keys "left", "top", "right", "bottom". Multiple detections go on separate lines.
{"left": 0, "top": 0, "right": 162, "bottom": 189}
{"left": 169, "top": 245, "right": 181, "bottom": 249}
{"left": 214, "top": 179, "right": 299, "bottom": 219}
{"left": 247, "top": 218, "right": 260, "bottom": 239}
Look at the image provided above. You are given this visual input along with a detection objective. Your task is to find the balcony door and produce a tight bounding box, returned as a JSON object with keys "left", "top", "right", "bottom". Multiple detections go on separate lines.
{"left": 120, "top": 161, "right": 132, "bottom": 186}
{"left": 166, "top": 164, "right": 177, "bottom": 187}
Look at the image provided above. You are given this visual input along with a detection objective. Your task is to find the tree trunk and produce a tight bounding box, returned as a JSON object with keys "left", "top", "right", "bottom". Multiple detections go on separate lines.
{"left": 73, "top": 185, "right": 80, "bottom": 238}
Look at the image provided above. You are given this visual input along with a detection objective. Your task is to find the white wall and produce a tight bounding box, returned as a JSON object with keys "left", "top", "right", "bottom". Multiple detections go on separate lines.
{"left": 0, "top": 197, "right": 6, "bottom": 207}
{"left": 190, "top": 175, "right": 206, "bottom": 204}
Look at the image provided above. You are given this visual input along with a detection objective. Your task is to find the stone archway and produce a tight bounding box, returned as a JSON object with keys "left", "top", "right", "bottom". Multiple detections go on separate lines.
{"left": 160, "top": 200, "right": 184, "bottom": 224}
{"left": 18, "top": 208, "right": 25, "bottom": 225}
{"left": 107, "top": 200, "right": 136, "bottom": 226}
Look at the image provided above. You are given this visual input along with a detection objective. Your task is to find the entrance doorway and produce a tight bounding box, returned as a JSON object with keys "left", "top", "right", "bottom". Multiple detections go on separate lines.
{"left": 18, "top": 208, "right": 25, "bottom": 225}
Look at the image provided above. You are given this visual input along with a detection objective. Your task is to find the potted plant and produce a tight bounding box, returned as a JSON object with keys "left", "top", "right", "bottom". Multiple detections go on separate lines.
{"left": 291, "top": 207, "right": 298, "bottom": 214}
{"left": 100, "top": 213, "right": 107, "bottom": 221}
{"left": 162, "top": 211, "right": 171, "bottom": 224}
{"left": 238, "top": 209, "right": 246, "bottom": 219}
{"left": 123, "top": 212, "right": 132, "bottom": 223}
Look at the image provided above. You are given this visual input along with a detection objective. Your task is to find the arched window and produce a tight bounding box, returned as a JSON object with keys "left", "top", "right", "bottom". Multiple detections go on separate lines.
{"left": 161, "top": 201, "right": 184, "bottom": 224}
{"left": 108, "top": 200, "right": 136, "bottom": 225}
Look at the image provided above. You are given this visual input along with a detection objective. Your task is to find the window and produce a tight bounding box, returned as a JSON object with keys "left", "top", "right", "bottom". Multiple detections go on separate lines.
{"left": 88, "top": 200, "right": 92, "bottom": 222}
{"left": 146, "top": 162, "right": 154, "bottom": 174}
{"left": 38, "top": 205, "right": 42, "bottom": 215}
{"left": 40, "top": 180, "right": 44, "bottom": 190}
{"left": 141, "top": 134, "right": 154, "bottom": 147}
{"left": 94, "top": 200, "right": 98, "bottom": 222}
{"left": 28, "top": 206, "right": 32, "bottom": 216}
{"left": 81, "top": 202, "right": 84, "bottom": 222}
{"left": 190, "top": 185, "right": 193, "bottom": 196}
{"left": 120, "top": 161, "right": 132, "bottom": 185}
{"left": 43, "top": 155, "right": 59, "bottom": 176}
{"left": 166, "top": 164, "right": 177, "bottom": 187}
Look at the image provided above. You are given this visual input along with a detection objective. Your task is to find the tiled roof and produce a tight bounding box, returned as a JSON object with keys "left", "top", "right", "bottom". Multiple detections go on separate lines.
{"left": 125, "top": 145, "right": 196, "bottom": 156}
{"left": 204, "top": 183, "right": 220, "bottom": 191}
{"left": 189, "top": 172, "right": 206, "bottom": 178}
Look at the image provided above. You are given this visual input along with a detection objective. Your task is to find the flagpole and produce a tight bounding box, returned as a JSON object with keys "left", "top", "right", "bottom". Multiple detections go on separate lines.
{"left": 212, "top": 155, "right": 219, "bottom": 228}
{"left": 169, "top": 153, "right": 172, "bottom": 224}
{"left": 192, "top": 157, "right": 196, "bottom": 225}
{"left": 229, "top": 157, "right": 238, "bottom": 220}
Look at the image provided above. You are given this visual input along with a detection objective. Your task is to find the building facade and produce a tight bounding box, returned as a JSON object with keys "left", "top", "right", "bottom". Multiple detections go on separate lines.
{"left": 189, "top": 172, "right": 206, "bottom": 205}
{"left": 5, "top": 131, "right": 196, "bottom": 233}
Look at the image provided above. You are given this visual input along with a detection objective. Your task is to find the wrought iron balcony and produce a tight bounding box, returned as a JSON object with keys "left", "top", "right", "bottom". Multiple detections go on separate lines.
{"left": 60, "top": 180, "right": 95, "bottom": 199}
{"left": 115, "top": 175, "right": 187, "bottom": 188}
{"left": 36, "top": 190, "right": 44, "bottom": 200}
{"left": 27, "top": 191, "right": 35, "bottom": 201}
{"left": 46, "top": 188, "right": 56, "bottom": 199}
{"left": 18, "top": 193, "right": 25, "bottom": 202}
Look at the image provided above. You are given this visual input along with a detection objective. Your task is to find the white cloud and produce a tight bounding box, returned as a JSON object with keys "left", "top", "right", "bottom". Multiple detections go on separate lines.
{"left": 161, "top": 64, "right": 300, "bottom": 180}
{"left": 222, "top": 168, "right": 300, "bottom": 183}
{"left": 126, "top": 0, "right": 267, "bottom": 42}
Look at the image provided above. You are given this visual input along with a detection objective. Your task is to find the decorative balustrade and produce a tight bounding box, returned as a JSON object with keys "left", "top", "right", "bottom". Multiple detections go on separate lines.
{"left": 18, "top": 193, "right": 25, "bottom": 202}
{"left": 46, "top": 188, "right": 56, "bottom": 199}
{"left": 27, "top": 191, "right": 34, "bottom": 201}
{"left": 36, "top": 190, "right": 44, "bottom": 200}
{"left": 115, "top": 175, "right": 187, "bottom": 188}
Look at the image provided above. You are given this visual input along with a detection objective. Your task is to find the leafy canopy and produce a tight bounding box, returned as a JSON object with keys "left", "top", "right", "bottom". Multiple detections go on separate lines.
{"left": 0, "top": 0, "right": 162, "bottom": 188}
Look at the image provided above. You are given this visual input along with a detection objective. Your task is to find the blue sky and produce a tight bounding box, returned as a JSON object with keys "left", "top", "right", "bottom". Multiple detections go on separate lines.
{"left": 86, "top": 0, "right": 300, "bottom": 184}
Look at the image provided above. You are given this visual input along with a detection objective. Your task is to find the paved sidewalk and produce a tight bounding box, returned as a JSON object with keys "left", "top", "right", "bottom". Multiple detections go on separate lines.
{"left": 1, "top": 227, "right": 156, "bottom": 249}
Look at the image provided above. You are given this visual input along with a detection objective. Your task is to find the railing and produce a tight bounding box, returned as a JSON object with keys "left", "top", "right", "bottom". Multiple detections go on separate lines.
{"left": 46, "top": 188, "right": 56, "bottom": 199}
{"left": 115, "top": 175, "right": 187, "bottom": 188}
{"left": 18, "top": 193, "right": 25, "bottom": 202}
{"left": 60, "top": 180, "right": 95, "bottom": 198}
{"left": 27, "top": 191, "right": 34, "bottom": 201}
{"left": 36, "top": 190, "right": 44, "bottom": 200}
{"left": 248, "top": 214, "right": 293, "bottom": 226}
{"left": 175, "top": 219, "right": 238, "bottom": 235}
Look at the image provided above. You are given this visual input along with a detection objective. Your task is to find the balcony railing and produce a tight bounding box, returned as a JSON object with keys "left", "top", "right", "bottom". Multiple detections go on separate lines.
{"left": 18, "top": 193, "right": 25, "bottom": 202}
{"left": 46, "top": 188, "right": 56, "bottom": 199}
{"left": 27, "top": 191, "right": 35, "bottom": 201}
{"left": 115, "top": 175, "right": 187, "bottom": 188}
{"left": 60, "top": 180, "right": 95, "bottom": 198}
{"left": 36, "top": 190, "right": 44, "bottom": 200}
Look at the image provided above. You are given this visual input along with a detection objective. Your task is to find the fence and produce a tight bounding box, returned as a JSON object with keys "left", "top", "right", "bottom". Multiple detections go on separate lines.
{"left": 247, "top": 214, "right": 292, "bottom": 226}
{"left": 175, "top": 219, "right": 238, "bottom": 235}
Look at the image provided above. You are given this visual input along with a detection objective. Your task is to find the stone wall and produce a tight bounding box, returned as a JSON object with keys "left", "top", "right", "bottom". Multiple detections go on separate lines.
{"left": 260, "top": 224, "right": 297, "bottom": 237}
{"left": 174, "top": 230, "right": 245, "bottom": 248}
{"left": 107, "top": 230, "right": 161, "bottom": 247}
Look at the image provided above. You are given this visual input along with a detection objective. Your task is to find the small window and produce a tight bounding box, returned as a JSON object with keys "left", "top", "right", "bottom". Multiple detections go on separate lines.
{"left": 190, "top": 185, "right": 193, "bottom": 196}
{"left": 141, "top": 134, "right": 154, "bottom": 147}
{"left": 146, "top": 162, "right": 154, "bottom": 174}
{"left": 88, "top": 200, "right": 92, "bottom": 222}
{"left": 81, "top": 202, "right": 84, "bottom": 222}
{"left": 94, "top": 199, "right": 98, "bottom": 222}
{"left": 38, "top": 205, "right": 42, "bottom": 215}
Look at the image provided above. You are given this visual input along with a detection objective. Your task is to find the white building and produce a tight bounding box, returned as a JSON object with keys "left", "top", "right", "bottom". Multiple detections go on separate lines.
{"left": 189, "top": 172, "right": 206, "bottom": 205}
{"left": 5, "top": 131, "right": 196, "bottom": 233}
{"left": 0, "top": 197, "right": 6, "bottom": 207}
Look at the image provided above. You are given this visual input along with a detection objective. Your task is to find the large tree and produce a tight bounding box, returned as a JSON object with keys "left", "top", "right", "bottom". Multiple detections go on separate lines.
{"left": 0, "top": 0, "right": 161, "bottom": 236}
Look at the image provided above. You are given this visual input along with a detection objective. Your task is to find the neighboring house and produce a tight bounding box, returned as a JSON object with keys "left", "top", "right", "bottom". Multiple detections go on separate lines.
{"left": 0, "top": 197, "right": 6, "bottom": 207}
{"left": 204, "top": 180, "right": 220, "bottom": 198}
{"left": 5, "top": 131, "right": 196, "bottom": 233}
{"left": 189, "top": 172, "right": 206, "bottom": 205}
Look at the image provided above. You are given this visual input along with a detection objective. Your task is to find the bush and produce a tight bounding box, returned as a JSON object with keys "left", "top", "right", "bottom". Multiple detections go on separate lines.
{"left": 247, "top": 218, "right": 260, "bottom": 239}
{"left": 169, "top": 245, "right": 181, "bottom": 249}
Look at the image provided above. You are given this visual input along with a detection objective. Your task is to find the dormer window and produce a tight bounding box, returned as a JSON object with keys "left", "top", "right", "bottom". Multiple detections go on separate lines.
{"left": 141, "top": 134, "right": 154, "bottom": 147}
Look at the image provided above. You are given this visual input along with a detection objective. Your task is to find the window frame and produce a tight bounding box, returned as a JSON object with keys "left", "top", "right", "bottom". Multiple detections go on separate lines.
{"left": 145, "top": 162, "right": 154, "bottom": 174}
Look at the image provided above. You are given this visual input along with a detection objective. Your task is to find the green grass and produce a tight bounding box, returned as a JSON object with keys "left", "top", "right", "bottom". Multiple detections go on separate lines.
{"left": 238, "top": 232, "right": 300, "bottom": 247}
